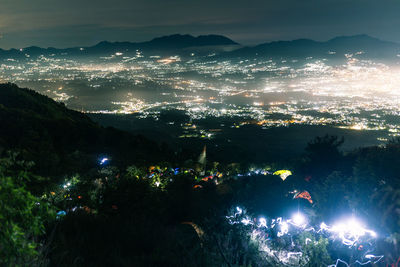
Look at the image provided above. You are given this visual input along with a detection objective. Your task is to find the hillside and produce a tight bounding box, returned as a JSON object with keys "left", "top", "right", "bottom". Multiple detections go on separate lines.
{"left": 2, "top": 84, "right": 400, "bottom": 266}
{"left": 0, "top": 83, "right": 171, "bottom": 176}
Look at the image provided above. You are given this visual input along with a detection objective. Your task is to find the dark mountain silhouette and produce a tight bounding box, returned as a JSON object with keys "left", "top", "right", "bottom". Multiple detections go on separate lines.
{"left": 225, "top": 34, "right": 400, "bottom": 59}
{"left": 0, "top": 34, "right": 239, "bottom": 58}
{"left": 144, "top": 34, "right": 238, "bottom": 48}
{"left": 1, "top": 34, "right": 399, "bottom": 59}
{"left": 0, "top": 83, "right": 172, "bottom": 176}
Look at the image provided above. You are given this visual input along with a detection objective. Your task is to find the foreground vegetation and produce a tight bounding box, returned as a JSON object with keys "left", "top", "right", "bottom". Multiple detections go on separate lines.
{"left": 1, "top": 83, "right": 400, "bottom": 266}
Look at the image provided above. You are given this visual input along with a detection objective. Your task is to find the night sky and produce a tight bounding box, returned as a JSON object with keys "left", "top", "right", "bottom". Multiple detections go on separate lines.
{"left": 1, "top": 0, "right": 400, "bottom": 49}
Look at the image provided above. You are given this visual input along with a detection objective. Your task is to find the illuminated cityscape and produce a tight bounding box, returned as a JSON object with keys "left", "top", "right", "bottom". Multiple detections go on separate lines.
{"left": 3, "top": 0, "right": 400, "bottom": 265}
{"left": 2, "top": 50, "right": 400, "bottom": 141}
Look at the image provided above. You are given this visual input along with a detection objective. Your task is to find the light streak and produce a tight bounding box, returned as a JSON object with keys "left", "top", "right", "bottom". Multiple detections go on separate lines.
{"left": 320, "top": 217, "right": 377, "bottom": 247}
{"left": 100, "top": 157, "right": 109, "bottom": 165}
{"left": 241, "top": 217, "right": 253, "bottom": 225}
{"left": 277, "top": 221, "right": 289, "bottom": 237}
{"left": 328, "top": 255, "right": 384, "bottom": 267}
{"left": 225, "top": 206, "right": 383, "bottom": 267}
{"left": 258, "top": 217, "right": 267, "bottom": 228}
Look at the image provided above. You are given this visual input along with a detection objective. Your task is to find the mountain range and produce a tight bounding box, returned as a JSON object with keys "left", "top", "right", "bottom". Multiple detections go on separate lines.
{"left": 0, "top": 34, "right": 239, "bottom": 58}
{"left": 0, "top": 34, "right": 399, "bottom": 59}
{"left": 228, "top": 34, "right": 400, "bottom": 59}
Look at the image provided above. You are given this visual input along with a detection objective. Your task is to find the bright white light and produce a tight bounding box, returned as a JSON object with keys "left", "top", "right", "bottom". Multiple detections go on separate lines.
{"left": 241, "top": 217, "right": 252, "bottom": 225}
{"left": 100, "top": 157, "right": 109, "bottom": 165}
{"left": 320, "top": 222, "right": 328, "bottom": 231}
{"left": 278, "top": 221, "right": 289, "bottom": 237}
{"left": 292, "top": 212, "right": 306, "bottom": 227}
{"left": 224, "top": 206, "right": 381, "bottom": 267}
{"left": 369, "top": 230, "right": 377, "bottom": 237}
{"left": 346, "top": 218, "right": 364, "bottom": 237}
{"left": 329, "top": 217, "right": 377, "bottom": 246}
{"left": 236, "top": 206, "right": 243, "bottom": 214}
{"left": 258, "top": 217, "right": 267, "bottom": 228}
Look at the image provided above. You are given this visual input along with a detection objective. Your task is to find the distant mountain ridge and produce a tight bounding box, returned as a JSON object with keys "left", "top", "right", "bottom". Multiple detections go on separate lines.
{"left": 0, "top": 34, "right": 239, "bottom": 58}
{"left": 228, "top": 34, "right": 400, "bottom": 58}
{"left": 0, "top": 34, "right": 399, "bottom": 59}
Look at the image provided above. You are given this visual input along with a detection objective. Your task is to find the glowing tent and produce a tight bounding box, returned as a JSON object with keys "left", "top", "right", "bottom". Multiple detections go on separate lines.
{"left": 273, "top": 170, "right": 292, "bottom": 181}
{"left": 294, "top": 191, "right": 313, "bottom": 204}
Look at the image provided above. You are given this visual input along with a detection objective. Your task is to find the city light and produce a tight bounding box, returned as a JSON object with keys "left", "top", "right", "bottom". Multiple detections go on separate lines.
{"left": 1, "top": 53, "right": 399, "bottom": 141}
